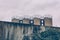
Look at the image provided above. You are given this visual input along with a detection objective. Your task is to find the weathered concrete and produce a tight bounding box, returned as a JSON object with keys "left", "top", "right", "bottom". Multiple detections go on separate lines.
{"left": 0, "top": 21, "right": 60, "bottom": 40}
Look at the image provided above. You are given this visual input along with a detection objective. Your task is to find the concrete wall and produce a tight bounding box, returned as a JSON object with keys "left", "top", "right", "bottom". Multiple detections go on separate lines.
{"left": 34, "top": 18, "right": 40, "bottom": 25}
{"left": 0, "top": 21, "right": 34, "bottom": 40}
{"left": 44, "top": 17, "right": 52, "bottom": 26}
{"left": 0, "top": 23, "right": 5, "bottom": 40}
{"left": 13, "top": 26, "right": 23, "bottom": 40}
{"left": 11, "top": 17, "right": 52, "bottom": 26}
{"left": 23, "top": 19, "right": 30, "bottom": 24}
{"left": 0, "top": 21, "right": 60, "bottom": 40}
{"left": 12, "top": 18, "right": 19, "bottom": 23}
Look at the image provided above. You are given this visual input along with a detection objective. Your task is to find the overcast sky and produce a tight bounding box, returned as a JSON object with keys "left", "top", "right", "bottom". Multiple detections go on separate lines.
{"left": 0, "top": 0, "right": 60, "bottom": 27}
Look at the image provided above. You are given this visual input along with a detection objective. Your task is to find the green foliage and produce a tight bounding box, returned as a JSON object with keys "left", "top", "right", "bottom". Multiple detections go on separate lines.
{"left": 40, "top": 29, "right": 60, "bottom": 40}
{"left": 32, "top": 29, "right": 60, "bottom": 40}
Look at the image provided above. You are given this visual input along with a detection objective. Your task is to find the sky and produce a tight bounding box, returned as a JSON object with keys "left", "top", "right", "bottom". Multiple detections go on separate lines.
{"left": 0, "top": 0, "right": 60, "bottom": 27}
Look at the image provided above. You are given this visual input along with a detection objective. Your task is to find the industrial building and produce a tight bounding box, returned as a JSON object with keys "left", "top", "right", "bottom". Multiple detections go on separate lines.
{"left": 0, "top": 16, "right": 60, "bottom": 40}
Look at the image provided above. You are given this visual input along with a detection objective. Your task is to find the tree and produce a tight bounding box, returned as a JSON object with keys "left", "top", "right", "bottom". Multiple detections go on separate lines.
{"left": 40, "top": 29, "right": 60, "bottom": 40}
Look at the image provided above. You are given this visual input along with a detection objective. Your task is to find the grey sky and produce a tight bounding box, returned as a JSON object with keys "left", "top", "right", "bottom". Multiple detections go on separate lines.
{"left": 0, "top": 0, "right": 60, "bottom": 27}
